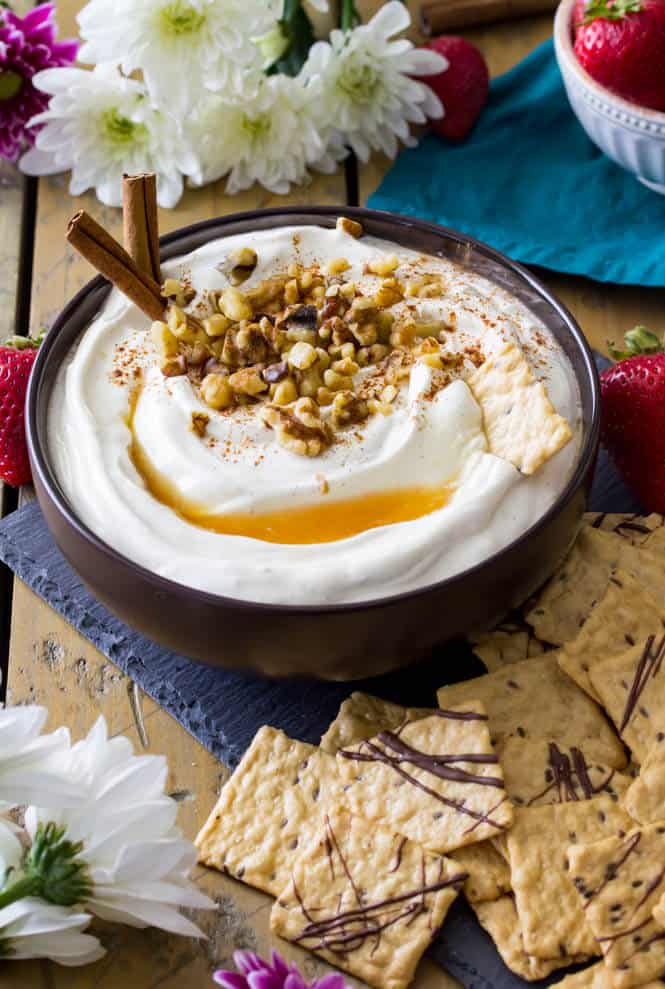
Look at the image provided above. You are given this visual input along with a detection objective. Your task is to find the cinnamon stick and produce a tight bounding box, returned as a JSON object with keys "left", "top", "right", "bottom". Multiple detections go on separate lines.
{"left": 66, "top": 210, "right": 164, "bottom": 322}
{"left": 419, "top": 0, "right": 557, "bottom": 34}
{"left": 122, "top": 173, "right": 161, "bottom": 284}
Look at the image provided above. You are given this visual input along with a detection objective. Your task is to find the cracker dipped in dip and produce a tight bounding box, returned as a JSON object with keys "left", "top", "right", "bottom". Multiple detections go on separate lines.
{"left": 49, "top": 216, "right": 580, "bottom": 605}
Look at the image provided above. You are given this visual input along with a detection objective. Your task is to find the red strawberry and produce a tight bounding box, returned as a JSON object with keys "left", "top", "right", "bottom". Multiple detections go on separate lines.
{"left": 572, "top": 0, "right": 589, "bottom": 32}
{"left": 418, "top": 36, "right": 489, "bottom": 142}
{"left": 0, "top": 335, "right": 41, "bottom": 487}
{"left": 574, "top": 0, "right": 665, "bottom": 112}
{"left": 601, "top": 327, "right": 665, "bottom": 511}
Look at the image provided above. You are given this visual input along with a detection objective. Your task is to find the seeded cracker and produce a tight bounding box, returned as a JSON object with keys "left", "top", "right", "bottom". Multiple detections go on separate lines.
{"left": 508, "top": 797, "right": 634, "bottom": 958}
{"left": 589, "top": 633, "right": 665, "bottom": 765}
{"left": 436, "top": 655, "right": 627, "bottom": 770}
{"left": 555, "top": 963, "right": 662, "bottom": 987}
{"left": 448, "top": 841, "right": 512, "bottom": 903}
{"left": 320, "top": 692, "right": 433, "bottom": 755}
{"left": 335, "top": 704, "right": 513, "bottom": 854}
{"left": 585, "top": 511, "right": 665, "bottom": 548}
{"left": 568, "top": 825, "right": 665, "bottom": 988}
{"left": 526, "top": 527, "right": 665, "bottom": 647}
{"left": 467, "top": 338, "right": 572, "bottom": 475}
{"left": 471, "top": 896, "right": 589, "bottom": 980}
{"left": 499, "top": 736, "right": 632, "bottom": 808}
{"left": 624, "top": 752, "right": 665, "bottom": 824}
{"left": 270, "top": 808, "right": 464, "bottom": 989}
{"left": 195, "top": 726, "right": 344, "bottom": 896}
{"left": 558, "top": 570, "right": 665, "bottom": 703}
{"left": 470, "top": 621, "right": 549, "bottom": 673}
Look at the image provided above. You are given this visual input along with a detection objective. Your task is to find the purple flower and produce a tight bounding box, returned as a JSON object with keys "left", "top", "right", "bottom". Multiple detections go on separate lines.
{"left": 0, "top": 3, "right": 78, "bottom": 162}
{"left": 213, "top": 950, "right": 352, "bottom": 989}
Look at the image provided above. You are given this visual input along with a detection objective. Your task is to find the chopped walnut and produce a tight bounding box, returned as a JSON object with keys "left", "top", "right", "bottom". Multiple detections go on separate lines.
{"left": 260, "top": 399, "right": 332, "bottom": 457}
{"left": 162, "top": 278, "right": 196, "bottom": 307}
{"left": 336, "top": 216, "right": 364, "bottom": 239}
{"left": 222, "top": 324, "right": 273, "bottom": 367}
{"left": 405, "top": 273, "right": 446, "bottom": 298}
{"left": 190, "top": 411, "right": 210, "bottom": 437}
{"left": 220, "top": 247, "right": 258, "bottom": 286}
{"left": 330, "top": 391, "right": 368, "bottom": 429}
{"left": 229, "top": 366, "right": 267, "bottom": 397}
{"left": 156, "top": 223, "right": 457, "bottom": 456}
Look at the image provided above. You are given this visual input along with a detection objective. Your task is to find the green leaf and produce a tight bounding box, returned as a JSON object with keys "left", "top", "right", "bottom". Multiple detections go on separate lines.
{"left": 266, "top": 0, "right": 315, "bottom": 77}
{"left": 607, "top": 325, "right": 663, "bottom": 361}
{"left": 582, "top": 0, "right": 642, "bottom": 23}
{"left": 3, "top": 333, "right": 43, "bottom": 350}
{"left": 23, "top": 823, "right": 92, "bottom": 907}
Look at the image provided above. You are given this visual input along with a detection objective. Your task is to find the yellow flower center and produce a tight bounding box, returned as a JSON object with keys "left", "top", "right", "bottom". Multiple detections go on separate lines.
{"left": 159, "top": 2, "right": 205, "bottom": 37}
{"left": 101, "top": 108, "right": 148, "bottom": 147}
{"left": 337, "top": 61, "right": 381, "bottom": 105}
{"left": 0, "top": 70, "right": 23, "bottom": 102}
{"left": 242, "top": 113, "right": 271, "bottom": 140}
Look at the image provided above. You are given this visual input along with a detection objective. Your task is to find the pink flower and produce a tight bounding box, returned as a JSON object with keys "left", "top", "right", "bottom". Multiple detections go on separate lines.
{"left": 213, "top": 950, "right": 351, "bottom": 989}
{"left": 0, "top": 3, "right": 78, "bottom": 162}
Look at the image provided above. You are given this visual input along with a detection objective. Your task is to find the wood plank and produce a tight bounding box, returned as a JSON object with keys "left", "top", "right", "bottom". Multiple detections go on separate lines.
{"left": 354, "top": 2, "right": 665, "bottom": 355}
{"left": 0, "top": 162, "right": 26, "bottom": 340}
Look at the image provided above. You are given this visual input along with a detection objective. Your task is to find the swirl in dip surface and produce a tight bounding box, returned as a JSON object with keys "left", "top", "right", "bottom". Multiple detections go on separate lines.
{"left": 48, "top": 222, "right": 581, "bottom": 605}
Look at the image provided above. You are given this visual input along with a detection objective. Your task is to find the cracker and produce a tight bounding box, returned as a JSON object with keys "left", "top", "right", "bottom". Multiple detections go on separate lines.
{"left": 335, "top": 704, "right": 513, "bottom": 854}
{"left": 568, "top": 825, "right": 665, "bottom": 988}
{"left": 624, "top": 752, "right": 665, "bottom": 824}
{"left": 508, "top": 797, "right": 633, "bottom": 959}
{"left": 499, "top": 736, "right": 632, "bottom": 808}
{"left": 558, "top": 570, "right": 665, "bottom": 703}
{"left": 467, "top": 339, "right": 572, "bottom": 475}
{"left": 528, "top": 527, "right": 665, "bottom": 647}
{"left": 448, "top": 841, "right": 511, "bottom": 903}
{"left": 555, "top": 962, "right": 662, "bottom": 987}
{"left": 589, "top": 633, "right": 665, "bottom": 765}
{"left": 471, "top": 896, "right": 588, "bottom": 980}
{"left": 585, "top": 512, "right": 665, "bottom": 548}
{"left": 270, "top": 808, "right": 464, "bottom": 989}
{"left": 320, "top": 692, "right": 433, "bottom": 755}
{"left": 195, "top": 725, "right": 343, "bottom": 896}
{"left": 470, "top": 620, "right": 549, "bottom": 673}
{"left": 436, "top": 654, "right": 627, "bottom": 770}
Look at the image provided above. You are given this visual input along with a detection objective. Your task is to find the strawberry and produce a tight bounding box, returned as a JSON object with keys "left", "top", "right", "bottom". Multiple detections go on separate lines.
{"left": 417, "top": 36, "right": 489, "bottom": 142}
{"left": 572, "top": 0, "right": 589, "bottom": 31}
{"left": 601, "top": 327, "right": 665, "bottom": 511}
{"left": 574, "top": 0, "right": 665, "bottom": 112}
{"left": 0, "top": 335, "right": 42, "bottom": 487}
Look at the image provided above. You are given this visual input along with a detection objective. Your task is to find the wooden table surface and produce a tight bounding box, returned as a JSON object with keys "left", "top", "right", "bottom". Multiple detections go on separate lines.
{"left": 1, "top": 2, "right": 664, "bottom": 986}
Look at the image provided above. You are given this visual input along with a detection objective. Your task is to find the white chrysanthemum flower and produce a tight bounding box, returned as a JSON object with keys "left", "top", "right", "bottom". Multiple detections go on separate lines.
{"left": 0, "top": 899, "right": 104, "bottom": 966}
{"left": 186, "top": 73, "right": 344, "bottom": 195}
{"left": 0, "top": 706, "right": 80, "bottom": 811}
{"left": 302, "top": 0, "right": 447, "bottom": 162}
{"left": 20, "top": 64, "right": 197, "bottom": 208}
{"left": 0, "top": 818, "right": 22, "bottom": 887}
{"left": 77, "top": 0, "right": 275, "bottom": 113}
{"left": 25, "top": 717, "right": 214, "bottom": 938}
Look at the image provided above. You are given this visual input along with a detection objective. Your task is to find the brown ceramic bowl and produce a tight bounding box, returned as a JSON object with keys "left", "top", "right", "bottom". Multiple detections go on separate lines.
{"left": 26, "top": 206, "right": 599, "bottom": 679}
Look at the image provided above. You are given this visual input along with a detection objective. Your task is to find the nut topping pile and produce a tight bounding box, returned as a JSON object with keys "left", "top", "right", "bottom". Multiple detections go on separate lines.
{"left": 150, "top": 217, "right": 474, "bottom": 457}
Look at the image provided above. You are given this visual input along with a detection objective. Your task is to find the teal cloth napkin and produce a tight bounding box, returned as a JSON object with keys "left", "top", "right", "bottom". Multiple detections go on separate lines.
{"left": 368, "top": 40, "right": 665, "bottom": 287}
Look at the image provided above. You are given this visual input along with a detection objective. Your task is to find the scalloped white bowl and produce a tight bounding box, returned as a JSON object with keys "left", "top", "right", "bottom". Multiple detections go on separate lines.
{"left": 554, "top": 0, "right": 665, "bottom": 194}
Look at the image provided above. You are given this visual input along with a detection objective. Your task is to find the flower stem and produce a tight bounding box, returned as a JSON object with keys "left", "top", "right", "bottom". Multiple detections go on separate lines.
{"left": 0, "top": 874, "right": 40, "bottom": 910}
{"left": 340, "top": 0, "right": 361, "bottom": 31}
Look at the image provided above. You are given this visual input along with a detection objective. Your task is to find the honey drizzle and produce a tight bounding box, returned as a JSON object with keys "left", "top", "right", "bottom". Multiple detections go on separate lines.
{"left": 127, "top": 389, "right": 453, "bottom": 545}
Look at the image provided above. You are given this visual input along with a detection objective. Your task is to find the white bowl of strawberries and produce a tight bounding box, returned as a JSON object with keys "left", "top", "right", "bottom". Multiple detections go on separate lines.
{"left": 554, "top": 0, "right": 665, "bottom": 194}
